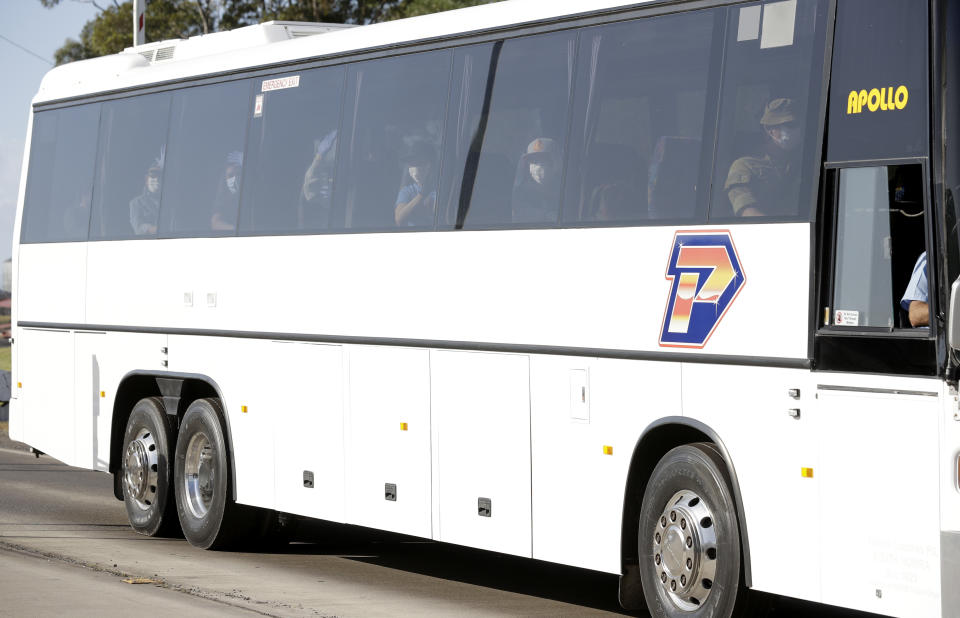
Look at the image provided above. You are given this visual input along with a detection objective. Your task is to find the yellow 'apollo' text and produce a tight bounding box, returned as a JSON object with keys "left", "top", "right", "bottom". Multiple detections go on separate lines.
{"left": 847, "top": 86, "right": 909, "bottom": 114}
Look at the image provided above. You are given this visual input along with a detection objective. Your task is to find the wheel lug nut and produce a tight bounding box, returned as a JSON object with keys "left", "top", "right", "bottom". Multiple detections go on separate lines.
{"left": 655, "top": 533, "right": 661, "bottom": 543}
{"left": 680, "top": 575, "right": 687, "bottom": 586}
{"left": 671, "top": 580, "right": 677, "bottom": 591}
{"left": 681, "top": 518, "right": 686, "bottom": 529}
{"left": 686, "top": 537, "right": 693, "bottom": 548}
{"left": 661, "top": 516, "right": 667, "bottom": 527}
{"left": 661, "top": 572, "right": 667, "bottom": 583}
{"left": 670, "top": 511, "right": 677, "bottom": 522}
{"left": 655, "top": 554, "right": 661, "bottom": 565}
{"left": 686, "top": 558, "right": 692, "bottom": 569}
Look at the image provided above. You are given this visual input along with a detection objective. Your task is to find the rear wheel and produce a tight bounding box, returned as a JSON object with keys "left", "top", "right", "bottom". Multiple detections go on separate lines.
{"left": 174, "top": 397, "right": 250, "bottom": 549}
{"left": 121, "top": 397, "right": 179, "bottom": 536}
{"left": 639, "top": 443, "right": 745, "bottom": 618}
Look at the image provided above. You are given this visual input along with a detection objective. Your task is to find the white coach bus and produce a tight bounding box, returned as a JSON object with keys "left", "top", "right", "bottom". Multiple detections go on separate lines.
{"left": 10, "top": 0, "right": 960, "bottom": 615}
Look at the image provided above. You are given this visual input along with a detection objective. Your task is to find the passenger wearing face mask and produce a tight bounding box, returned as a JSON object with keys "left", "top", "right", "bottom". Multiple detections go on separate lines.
{"left": 724, "top": 98, "right": 804, "bottom": 217}
{"left": 395, "top": 142, "right": 438, "bottom": 227}
{"left": 211, "top": 151, "right": 243, "bottom": 231}
{"left": 512, "top": 137, "right": 561, "bottom": 224}
{"left": 129, "top": 163, "right": 163, "bottom": 235}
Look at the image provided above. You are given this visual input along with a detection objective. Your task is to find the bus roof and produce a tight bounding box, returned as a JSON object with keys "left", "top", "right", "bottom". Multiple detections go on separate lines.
{"left": 34, "top": 0, "right": 653, "bottom": 105}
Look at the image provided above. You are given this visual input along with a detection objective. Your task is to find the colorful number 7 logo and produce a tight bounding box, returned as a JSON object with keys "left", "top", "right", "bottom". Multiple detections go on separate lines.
{"left": 659, "top": 231, "right": 746, "bottom": 349}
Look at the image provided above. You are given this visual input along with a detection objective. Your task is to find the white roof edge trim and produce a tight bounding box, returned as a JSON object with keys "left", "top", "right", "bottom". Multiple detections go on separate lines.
{"left": 34, "top": 0, "right": 656, "bottom": 105}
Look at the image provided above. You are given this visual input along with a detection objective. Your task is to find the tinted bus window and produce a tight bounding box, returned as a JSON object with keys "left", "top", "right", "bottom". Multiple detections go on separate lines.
{"left": 831, "top": 164, "right": 925, "bottom": 328}
{"left": 159, "top": 80, "right": 251, "bottom": 237}
{"left": 709, "top": 0, "right": 829, "bottom": 220}
{"left": 563, "top": 10, "right": 718, "bottom": 225}
{"left": 333, "top": 50, "right": 451, "bottom": 232}
{"left": 456, "top": 31, "right": 577, "bottom": 229}
{"left": 239, "top": 67, "right": 345, "bottom": 235}
{"left": 90, "top": 93, "right": 172, "bottom": 240}
{"left": 21, "top": 104, "right": 100, "bottom": 243}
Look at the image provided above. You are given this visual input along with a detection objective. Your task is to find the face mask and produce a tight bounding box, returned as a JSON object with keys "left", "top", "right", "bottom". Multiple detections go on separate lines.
{"left": 146, "top": 177, "right": 160, "bottom": 193}
{"left": 769, "top": 125, "right": 801, "bottom": 150}
{"left": 408, "top": 166, "right": 424, "bottom": 185}
{"left": 529, "top": 162, "right": 546, "bottom": 184}
{"left": 226, "top": 176, "right": 238, "bottom": 193}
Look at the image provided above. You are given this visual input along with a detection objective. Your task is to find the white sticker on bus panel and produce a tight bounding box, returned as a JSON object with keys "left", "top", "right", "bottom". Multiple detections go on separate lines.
{"left": 834, "top": 309, "right": 859, "bottom": 326}
{"left": 737, "top": 5, "right": 761, "bottom": 41}
{"left": 261, "top": 75, "right": 299, "bottom": 92}
{"left": 760, "top": 0, "right": 796, "bottom": 49}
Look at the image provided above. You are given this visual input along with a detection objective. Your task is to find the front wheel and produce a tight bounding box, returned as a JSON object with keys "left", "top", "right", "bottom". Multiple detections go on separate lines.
{"left": 174, "top": 398, "right": 249, "bottom": 549}
{"left": 638, "top": 443, "right": 745, "bottom": 618}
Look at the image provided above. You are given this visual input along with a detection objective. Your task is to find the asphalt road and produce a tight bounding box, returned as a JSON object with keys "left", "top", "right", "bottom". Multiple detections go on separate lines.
{"left": 0, "top": 441, "right": 885, "bottom": 617}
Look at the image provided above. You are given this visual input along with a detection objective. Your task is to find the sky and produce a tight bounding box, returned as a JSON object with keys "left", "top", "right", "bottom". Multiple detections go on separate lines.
{"left": 0, "top": 0, "right": 100, "bottom": 264}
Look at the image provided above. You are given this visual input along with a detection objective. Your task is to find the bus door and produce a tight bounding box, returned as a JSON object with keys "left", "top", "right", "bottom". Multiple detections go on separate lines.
{"left": 813, "top": 1, "right": 942, "bottom": 615}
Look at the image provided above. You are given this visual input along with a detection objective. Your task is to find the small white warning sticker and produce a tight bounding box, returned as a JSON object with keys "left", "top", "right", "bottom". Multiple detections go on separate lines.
{"left": 253, "top": 94, "right": 264, "bottom": 117}
{"left": 262, "top": 76, "right": 300, "bottom": 92}
{"left": 834, "top": 309, "right": 859, "bottom": 326}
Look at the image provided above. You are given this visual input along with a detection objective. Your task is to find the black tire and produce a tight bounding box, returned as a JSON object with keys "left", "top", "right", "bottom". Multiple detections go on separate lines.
{"left": 174, "top": 397, "right": 250, "bottom": 549}
{"left": 639, "top": 442, "right": 746, "bottom": 618}
{"left": 121, "top": 397, "right": 179, "bottom": 537}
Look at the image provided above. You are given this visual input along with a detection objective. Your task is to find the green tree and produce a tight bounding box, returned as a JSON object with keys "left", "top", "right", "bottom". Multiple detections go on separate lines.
{"left": 44, "top": 0, "right": 502, "bottom": 65}
{"left": 49, "top": 0, "right": 207, "bottom": 65}
{"left": 387, "top": 0, "right": 497, "bottom": 20}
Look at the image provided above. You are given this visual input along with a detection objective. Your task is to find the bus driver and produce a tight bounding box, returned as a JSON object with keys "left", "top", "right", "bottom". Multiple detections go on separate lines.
{"left": 902, "top": 252, "right": 929, "bottom": 327}
{"left": 724, "top": 97, "right": 803, "bottom": 217}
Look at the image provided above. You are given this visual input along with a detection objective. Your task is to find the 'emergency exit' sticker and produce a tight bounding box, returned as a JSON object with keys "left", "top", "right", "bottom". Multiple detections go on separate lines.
{"left": 261, "top": 75, "right": 300, "bottom": 92}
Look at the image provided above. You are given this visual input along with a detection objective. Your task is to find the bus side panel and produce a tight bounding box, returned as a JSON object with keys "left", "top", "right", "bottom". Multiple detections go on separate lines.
{"left": 683, "top": 364, "right": 821, "bottom": 603}
{"left": 815, "top": 381, "right": 940, "bottom": 618}
{"left": 18, "top": 242, "right": 86, "bottom": 325}
{"left": 270, "top": 342, "right": 345, "bottom": 522}
{"left": 165, "top": 336, "right": 348, "bottom": 516}
{"left": 345, "top": 345, "right": 432, "bottom": 538}
{"left": 17, "top": 328, "right": 75, "bottom": 466}
{"left": 432, "top": 350, "right": 531, "bottom": 557}
{"left": 530, "top": 356, "right": 679, "bottom": 574}
{"left": 73, "top": 331, "right": 167, "bottom": 472}
{"left": 941, "top": 385, "right": 960, "bottom": 618}
{"left": 168, "top": 336, "right": 271, "bottom": 509}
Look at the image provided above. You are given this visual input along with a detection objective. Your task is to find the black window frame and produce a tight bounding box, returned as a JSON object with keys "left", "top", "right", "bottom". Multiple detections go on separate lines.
{"left": 814, "top": 157, "right": 939, "bottom": 376}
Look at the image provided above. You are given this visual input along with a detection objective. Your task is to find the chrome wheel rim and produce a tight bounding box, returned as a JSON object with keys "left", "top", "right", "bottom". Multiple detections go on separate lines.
{"left": 652, "top": 490, "right": 719, "bottom": 611}
{"left": 183, "top": 431, "right": 215, "bottom": 519}
{"left": 123, "top": 427, "right": 159, "bottom": 510}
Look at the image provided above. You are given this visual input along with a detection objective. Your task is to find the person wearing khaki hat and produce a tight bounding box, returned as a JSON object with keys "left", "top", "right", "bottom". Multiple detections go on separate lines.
{"left": 724, "top": 97, "right": 803, "bottom": 217}
{"left": 512, "top": 137, "right": 562, "bottom": 223}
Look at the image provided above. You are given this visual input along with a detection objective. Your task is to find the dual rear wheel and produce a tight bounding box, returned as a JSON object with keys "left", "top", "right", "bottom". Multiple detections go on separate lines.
{"left": 121, "top": 396, "right": 253, "bottom": 549}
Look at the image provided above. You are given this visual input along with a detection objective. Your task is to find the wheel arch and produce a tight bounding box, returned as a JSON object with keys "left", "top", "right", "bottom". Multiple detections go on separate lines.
{"left": 110, "top": 371, "right": 238, "bottom": 501}
{"left": 618, "top": 416, "right": 752, "bottom": 608}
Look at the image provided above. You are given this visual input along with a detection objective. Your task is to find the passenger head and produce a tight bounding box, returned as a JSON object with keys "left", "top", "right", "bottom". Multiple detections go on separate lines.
{"left": 404, "top": 141, "right": 436, "bottom": 186}
{"left": 145, "top": 164, "right": 162, "bottom": 194}
{"left": 522, "top": 137, "right": 558, "bottom": 185}
{"left": 224, "top": 151, "right": 243, "bottom": 193}
{"left": 761, "top": 98, "right": 801, "bottom": 151}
